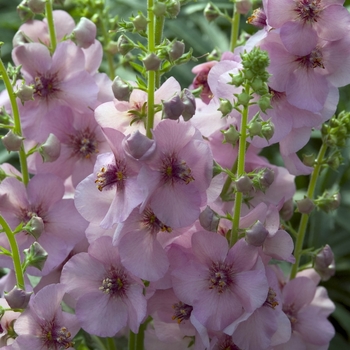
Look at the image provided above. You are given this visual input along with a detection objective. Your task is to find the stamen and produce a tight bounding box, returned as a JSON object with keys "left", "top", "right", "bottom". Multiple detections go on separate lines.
{"left": 171, "top": 301, "right": 193, "bottom": 323}
{"left": 140, "top": 207, "right": 172, "bottom": 234}
{"left": 264, "top": 287, "right": 279, "bottom": 309}
{"left": 95, "top": 160, "right": 127, "bottom": 191}
{"left": 208, "top": 261, "right": 234, "bottom": 294}
{"left": 160, "top": 153, "right": 194, "bottom": 185}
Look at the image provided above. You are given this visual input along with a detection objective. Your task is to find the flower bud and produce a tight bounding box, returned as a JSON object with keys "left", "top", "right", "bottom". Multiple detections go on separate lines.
{"left": 16, "top": 83, "right": 34, "bottom": 104}
{"left": 132, "top": 13, "right": 148, "bottom": 32}
{"left": 180, "top": 89, "right": 196, "bottom": 121}
{"left": 235, "top": 175, "right": 253, "bottom": 194}
{"left": 221, "top": 125, "right": 240, "bottom": 146}
{"left": 258, "top": 167, "right": 274, "bottom": 190}
{"left": 258, "top": 94, "right": 272, "bottom": 113}
{"left": 296, "top": 197, "right": 315, "bottom": 215}
{"left": 2, "top": 131, "right": 24, "bottom": 152}
{"left": 117, "top": 34, "right": 135, "bottom": 55}
{"left": 143, "top": 53, "right": 162, "bottom": 71}
{"left": 218, "top": 99, "right": 233, "bottom": 117}
{"left": 230, "top": 73, "right": 244, "bottom": 87}
{"left": 245, "top": 220, "right": 268, "bottom": 246}
{"left": 236, "top": 0, "right": 252, "bottom": 15}
{"left": 248, "top": 118, "right": 262, "bottom": 137}
{"left": 24, "top": 216, "right": 44, "bottom": 240}
{"left": 162, "top": 93, "right": 184, "bottom": 120}
{"left": 169, "top": 41, "right": 185, "bottom": 61}
{"left": 4, "top": 286, "right": 32, "bottom": 309}
{"left": 112, "top": 76, "right": 133, "bottom": 101}
{"left": 261, "top": 120, "right": 274, "bottom": 141}
{"left": 153, "top": 1, "right": 167, "bottom": 17}
{"left": 17, "top": 0, "right": 34, "bottom": 21}
{"left": 106, "top": 41, "right": 119, "bottom": 55}
{"left": 247, "top": 8, "right": 267, "bottom": 28}
{"left": 236, "top": 91, "right": 252, "bottom": 106}
{"left": 166, "top": 0, "right": 181, "bottom": 18}
{"left": 23, "top": 242, "right": 48, "bottom": 271}
{"left": 39, "top": 133, "right": 61, "bottom": 163}
{"left": 280, "top": 198, "right": 294, "bottom": 221}
{"left": 302, "top": 153, "right": 315, "bottom": 167}
{"left": 123, "top": 130, "right": 156, "bottom": 160}
{"left": 314, "top": 245, "right": 335, "bottom": 281}
{"left": 199, "top": 206, "right": 220, "bottom": 232}
{"left": 71, "top": 17, "right": 96, "bottom": 49}
{"left": 204, "top": 3, "right": 220, "bottom": 22}
{"left": 28, "top": 0, "right": 46, "bottom": 14}
{"left": 315, "top": 192, "right": 341, "bottom": 213}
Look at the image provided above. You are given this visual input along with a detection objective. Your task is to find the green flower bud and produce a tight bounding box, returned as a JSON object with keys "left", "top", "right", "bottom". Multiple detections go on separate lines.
{"left": 4, "top": 286, "right": 32, "bottom": 309}
{"left": 218, "top": 98, "right": 233, "bottom": 117}
{"left": 143, "top": 53, "right": 162, "bottom": 71}
{"left": 132, "top": 13, "right": 148, "bottom": 32}
{"left": 112, "top": 76, "right": 133, "bottom": 101}
{"left": 314, "top": 192, "right": 341, "bottom": 213}
{"left": 302, "top": 153, "right": 315, "bottom": 167}
{"left": 204, "top": 2, "right": 220, "bottom": 22}
{"left": 261, "top": 120, "right": 274, "bottom": 141}
{"left": 2, "top": 131, "right": 24, "bottom": 152}
{"left": 199, "top": 206, "right": 220, "bottom": 232}
{"left": 117, "top": 34, "right": 135, "bottom": 55}
{"left": 229, "top": 73, "right": 244, "bottom": 87}
{"left": 28, "top": 0, "right": 45, "bottom": 14}
{"left": 168, "top": 41, "right": 185, "bottom": 61}
{"left": 39, "top": 133, "right": 61, "bottom": 163}
{"left": 153, "top": 1, "right": 167, "bottom": 16}
{"left": 235, "top": 175, "right": 253, "bottom": 194}
{"left": 248, "top": 119, "right": 262, "bottom": 138}
{"left": 23, "top": 242, "right": 48, "bottom": 271}
{"left": 236, "top": 91, "right": 252, "bottom": 106}
{"left": 16, "top": 83, "right": 34, "bottom": 104}
{"left": 221, "top": 125, "right": 240, "bottom": 146}
{"left": 296, "top": 197, "right": 315, "bottom": 214}
{"left": 23, "top": 216, "right": 44, "bottom": 240}
{"left": 166, "top": 0, "right": 181, "bottom": 17}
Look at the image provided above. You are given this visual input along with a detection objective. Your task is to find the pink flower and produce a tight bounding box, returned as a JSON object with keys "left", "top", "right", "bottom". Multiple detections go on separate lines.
{"left": 61, "top": 236, "right": 147, "bottom": 337}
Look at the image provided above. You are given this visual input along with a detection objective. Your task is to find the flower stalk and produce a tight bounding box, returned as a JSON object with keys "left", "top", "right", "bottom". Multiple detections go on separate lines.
{"left": 45, "top": 0, "right": 57, "bottom": 53}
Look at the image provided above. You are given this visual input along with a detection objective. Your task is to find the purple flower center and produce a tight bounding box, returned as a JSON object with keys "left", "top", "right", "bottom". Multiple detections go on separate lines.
{"left": 283, "top": 303, "right": 298, "bottom": 327}
{"left": 295, "top": 47, "right": 325, "bottom": 69}
{"left": 140, "top": 207, "right": 172, "bottom": 234}
{"left": 18, "top": 205, "right": 44, "bottom": 224}
{"left": 160, "top": 154, "right": 194, "bottom": 185}
{"left": 34, "top": 73, "right": 60, "bottom": 100}
{"left": 68, "top": 128, "right": 98, "bottom": 159}
{"left": 217, "top": 335, "right": 241, "bottom": 350}
{"left": 95, "top": 159, "right": 127, "bottom": 191}
{"left": 99, "top": 267, "right": 129, "bottom": 297}
{"left": 208, "top": 261, "right": 234, "bottom": 294}
{"left": 294, "top": 0, "right": 322, "bottom": 23}
{"left": 171, "top": 301, "right": 193, "bottom": 324}
{"left": 263, "top": 287, "right": 279, "bottom": 309}
{"left": 41, "top": 324, "right": 74, "bottom": 349}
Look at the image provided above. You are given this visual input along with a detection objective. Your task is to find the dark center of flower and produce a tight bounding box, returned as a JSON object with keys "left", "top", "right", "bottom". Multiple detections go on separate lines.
{"left": 160, "top": 153, "right": 194, "bottom": 185}
{"left": 95, "top": 159, "right": 127, "bottom": 192}
{"left": 264, "top": 287, "right": 279, "bottom": 309}
{"left": 208, "top": 261, "right": 234, "bottom": 294}
{"left": 140, "top": 207, "right": 172, "bottom": 235}
{"left": 68, "top": 128, "right": 99, "bottom": 159}
{"left": 217, "top": 335, "right": 241, "bottom": 350}
{"left": 18, "top": 205, "right": 43, "bottom": 224}
{"left": 171, "top": 301, "right": 193, "bottom": 324}
{"left": 283, "top": 303, "right": 298, "bottom": 327}
{"left": 269, "top": 87, "right": 286, "bottom": 103}
{"left": 295, "top": 47, "right": 325, "bottom": 69}
{"left": 294, "top": 0, "right": 322, "bottom": 23}
{"left": 34, "top": 73, "right": 60, "bottom": 100}
{"left": 42, "top": 325, "right": 74, "bottom": 349}
{"left": 99, "top": 267, "right": 129, "bottom": 297}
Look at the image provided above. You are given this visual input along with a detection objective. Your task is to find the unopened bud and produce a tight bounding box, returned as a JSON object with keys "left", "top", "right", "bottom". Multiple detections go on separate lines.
{"left": 248, "top": 119, "right": 262, "bottom": 138}
{"left": 23, "top": 242, "right": 48, "bottom": 271}
{"left": 39, "top": 133, "right": 61, "bottom": 162}
{"left": 162, "top": 94, "right": 183, "bottom": 120}
{"left": 280, "top": 198, "right": 294, "bottom": 221}
{"left": 17, "top": 0, "right": 34, "bottom": 21}
{"left": 296, "top": 197, "right": 315, "bottom": 215}
{"left": 245, "top": 220, "right": 268, "bottom": 246}
{"left": 204, "top": 3, "right": 220, "bottom": 22}
{"left": 169, "top": 41, "right": 185, "bottom": 61}
{"left": 123, "top": 130, "right": 156, "bottom": 160}
{"left": 2, "top": 131, "right": 24, "bottom": 152}
{"left": 258, "top": 95, "right": 272, "bottom": 113}
{"left": 199, "top": 206, "right": 220, "bottom": 232}
{"left": 166, "top": 0, "right": 181, "bottom": 18}
{"left": 236, "top": 92, "right": 252, "bottom": 106}
{"left": 153, "top": 1, "right": 167, "bottom": 17}
{"left": 230, "top": 73, "right": 244, "bottom": 87}
{"left": 235, "top": 175, "right": 253, "bottom": 194}
{"left": 24, "top": 216, "right": 44, "bottom": 240}
{"left": 247, "top": 8, "right": 267, "bottom": 28}
{"left": 218, "top": 99, "right": 233, "bottom": 117}
{"left": 117, "top": 34, "right": 135, "bottom": 55}
{"left": 258, "top": 168, "right": 274, "bottom": 190}
{"left": 236, "top": 0, "right": 252, "bottom": 15}
{"left": 16, "top": 84, "right": 34, "bottom": 104}
{"left": 261, "top": 120, "right": 274, "bottom": 141}
{"left": 106, "top": 41, "right": 119, "bottom": 55}
{"left": 221, "top": 125, "right": 240, "bottom": 146}
{"left": 132, "top": 13, "right": 148, "bottom": 32}
{"left": 315, "top": 192, "right": 341, "bottom": 213}
{"left": 28, "top": 0, "right": 45, "bottom": 14}
{"left": 180, "top": 89, "right": 196, "bottom": 121}
{"left": 314, "top": 245, "right": 335, "bottom": 281}
{"left": 143, "top": 53, "right": 162, "bottom": 71}
{"left": 71, "top": 17, "right": 96, "bottom": 49}
{"left": 302, "top": 153, "right": 315, "bottom": 167}
{"left": 112, "top": 76, "right": 133, "bottom": 101}
{"left": 4, "top": 286, "right": 32, "bottom": 309}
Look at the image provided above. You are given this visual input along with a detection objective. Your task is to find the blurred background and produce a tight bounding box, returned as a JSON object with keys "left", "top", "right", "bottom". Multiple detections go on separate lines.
{"left": 0, "top": 0, "right": 350, "bottom": 348}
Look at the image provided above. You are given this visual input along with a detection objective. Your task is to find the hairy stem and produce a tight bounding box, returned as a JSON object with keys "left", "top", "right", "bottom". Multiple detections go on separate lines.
{"left": 45, "top": 0, "right": 57, "bottom": 53}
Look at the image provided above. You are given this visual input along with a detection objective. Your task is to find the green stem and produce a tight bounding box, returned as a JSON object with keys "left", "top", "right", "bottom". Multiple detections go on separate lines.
{"left": 99, "top": 15, "right": 115, "bottom": 79}
{"left": 128, "top": 331, "right": 136, "bottom": 350}
{"left": 290, "top": 142, "right": 328, "bottom": 279}
{"left": 0, "top": 216, "right": 25, "bottom": 290}
{"left": 106, "top": 337, "right": 116, "bottom": 350}
{"left": 146, "top": 0, "right": 156, "bottom": 139}
{"left": 0, "top": 59, "right": 29, "bottom": 186}
{"left": 154, "top": 16, "right": 164, "bottom": 88}
{"left": 45, "top": 0, "right": 57, "bottom": 53}
{"left": 230, "top": 90, "right": 249, "bottom": 246}
{"left": 230, "top": 5, "right": 240, "bottom": 52}
{"left": 135, "top": 322, "right": 147, "bottom": 350}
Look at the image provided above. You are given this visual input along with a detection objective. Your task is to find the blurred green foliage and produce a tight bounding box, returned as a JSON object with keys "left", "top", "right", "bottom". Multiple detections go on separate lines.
{"left": 1, "top": 0, "right": 350, "bottom": 349}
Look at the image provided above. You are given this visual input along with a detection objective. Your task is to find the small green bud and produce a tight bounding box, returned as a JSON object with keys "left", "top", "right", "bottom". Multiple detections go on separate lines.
{"left": 235, "top": 175, "right": 253, "bottom": 194}
{"left": 261, "top": 120, "right": 274, "bottom": 141}
{"left": 168, "top": 40, "right": 185, "bottom": 61}
{"left": 199, "top": 206, "right": 220, "bottom": 232}
{"left": 153, "top": 1, "right": 167, "bottom": 17}
{"left": 204, "top": 2, "right": 220, "bottom": 22}
{"left": 221, "top": 125, "right": 240, "bottom": 146}
{"left": 314, "top": 192, "right": 341, "bottom": 213}
{"left": 112, "top": 76, "right": 133, "bottom": 101}
{"left": 296, "top": 197, "right": 315, "bottom": 214}
{"left": 166, "top": 0, "right": 181, "bottom": 17}
{"left": 39, "top": 133, "right": 61, "bottom": 162}
{"left": 28, "top": 0, "right": 45, "bottom": 14}
{"left": 142, "top": 53, "right": 162, "bottom": 71}
{"left": 23, "top": 242, "right": 48, "bottom": 271}
{"left": 17, "top": 1, "right": 34, "bottom": 22}
{"left": 23, "top": 216, "right": 44, "bottom": 240}
{"left": 117, "top": 34, "right": 135, "bottom": 55}
{"left": 229, "top": 73, "right": 244, "bottom": 87}
{"left": 4, "top": 286, "right": 32, "bottom": 309}
{"left": 16, "top": 83, "right": 34, "bottom": 104}
{"left": 248, "top": 119, "right": 262, "bottom": 138}
{"left": 106, "top": 41, "right": 119, "bottom": 55}
{"left": 132, "top": 13, "right": 148, "bottom": 32}
{"left": 2, "top": 131, "right": 24, "bottom": 152}
{"left": 207, "top": 48, "right": 220, "bottom": 61}
{"left": 218, "top": 99, "right": 233, "bottom": 117}
{"left": 258, "top": 94, "right": 272, "bottom": 113}
{"left": 236, "top": 92, "right": 252, "bottom": 106}
{"left": 302, "top": 153, "right": 315, "bottom": 167}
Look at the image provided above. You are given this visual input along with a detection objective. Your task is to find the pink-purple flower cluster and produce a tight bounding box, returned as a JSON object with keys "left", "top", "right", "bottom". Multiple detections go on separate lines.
{"left": 0, "top": 2, "right": 343, "bottom": 349}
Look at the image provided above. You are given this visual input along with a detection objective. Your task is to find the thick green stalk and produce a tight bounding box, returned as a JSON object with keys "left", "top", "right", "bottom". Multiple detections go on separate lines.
{"left": 106, "top": 337, "right": 116, "bottom": 350}
{"left": 99, "top": 14, "right": 115, "bottom": 80}
{"left": 146, "top": 0, "right": 156, "bottom": 139}
{"left": 0, "top": 216, "right": 25, "bottom": 290}
{"left": 45, "top": 0, "right": 57, "bottom": 53}
{"left": 230, "top": 5, "right": 240, "bottom": 51}
{"left": 128, "top": 331, "right": 136, "bottom": 350}
{"left": 230, "top": 92, "right": 249, "bottom": 246}
{"left": 154, "top": 15, "right": 164, "bottom": 88}
{"left": 0, "top": 58, "right": 29, "bottom": 185}
{"left": 290, "top": 142, "right": 328, "bottom": 279}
